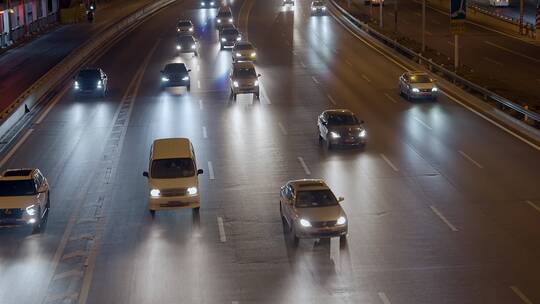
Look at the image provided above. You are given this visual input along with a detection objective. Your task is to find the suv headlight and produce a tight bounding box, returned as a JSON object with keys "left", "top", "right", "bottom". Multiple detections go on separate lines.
{"left": 150, "top": 189, "right": 161, "bottom": 197}
{"left": 187, "top": 187, "right": 198, "bottom": 195}
{"left": 412, "top": 88, "right": 420, "bottom": 93}
{"left": 25, "top": 205, "right": 37, "bottom": 216}
{"left": 330, "top": 131, "right": 341, "bottom": 138}
{"left": 431, "top": 87, "right": 438, "bottom": 92}
{"left": 299, "top": 218, "right": 312, "bottom": 227}
{"left": 161, "top": 77, "right": 170, "bottom": 82}
{"left": 233, "top": 81, "right": 239, "bottom": 87}
{"left": 336, "top": 216, "right": 346, "bottom": 225}
{"left": 359, "top": 130, "right": 366, "bottom": 137}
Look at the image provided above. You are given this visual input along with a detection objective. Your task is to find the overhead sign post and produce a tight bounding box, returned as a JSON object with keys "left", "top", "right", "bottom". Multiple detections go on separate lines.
{"left": 450, "top": 0, "right": 466, "bottom": 70}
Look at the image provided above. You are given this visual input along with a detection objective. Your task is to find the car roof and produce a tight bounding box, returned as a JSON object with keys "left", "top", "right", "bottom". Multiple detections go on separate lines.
{"left": 232, "top": 62, "right": 255, "bottom": 69}
{"left": 152, "top": 138, "right": 193, "bottom": 159}
{"left": 288, "top": 179, "right": 330, "bottom": 191}
{"left": 0, "top": 169, "right": 38, "bottom": 181}
{"left": 323, "top": 109, "right": 355, "bottom": 116}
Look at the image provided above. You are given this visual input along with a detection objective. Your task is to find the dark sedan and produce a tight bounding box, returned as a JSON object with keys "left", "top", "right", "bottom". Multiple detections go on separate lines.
{"left": 160, "top": 63, "right": 191, "bottom": 91}
{"left": 74, "top": 68, "right": 108, "bottom": 97}
{"left": 317, "top": 109, "right": 367, "bottom": 149}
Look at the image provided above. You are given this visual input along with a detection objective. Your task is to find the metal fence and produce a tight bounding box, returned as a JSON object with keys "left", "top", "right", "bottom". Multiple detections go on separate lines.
{"left": 1, "top": 13, "right": 59, "bottom": 47}
{"left": 330, "top": 0, "right": 540, "bottom": 125}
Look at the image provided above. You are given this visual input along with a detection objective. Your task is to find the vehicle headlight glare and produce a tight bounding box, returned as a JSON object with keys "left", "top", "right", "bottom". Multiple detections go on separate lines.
{"left": 176, "top": 45, "right": 181, "bottom": 50}
{"left": 322, "top": 7, "right": 326, "bottom": 10}
{"left": 432, "top": 87, "right": 438, "bottom": 92}
{"left": 236, "top": 37, "right": 241, "bottom": 41}
{"left": 233, "top": 81, "right": 239, "bottom": 87}
{"left": 26, "top": 205, "right": 37, "bottom": 216}
{"left": 150, "top": 189, "right": 161, "bottom": 197}
{"left": 250, "top": 52, "right": 256, "bottom": 57}
{"left": 412, "top": 88, "right": 420, "bottom": 92}
{"left": 254, "top": 80, "right": 259, "bottom": 86}
{"left": 74, "top": 81, "right": 79, "bottom": 88}
{"left": 360, "top": 130, "right": 366, "bottom": 137}
{"left": 161, "top": 77, "right": 170, "bottom": 82}
{"left": 312, "top": 7, "right": 316, "bottom": 10}
{"left": 97, "top": 80, "right": 102, "bottom": 88}
{"left": 236, "top": 52, "right": 242, "bottom": 57}
{"left": 330, "top": 131, "right": 341, "bottom": 138}
{"left": 299, "top": 218, "right": 312, "bottom": 227}
{"left": 201, "top": 2, "right": 205, "bottom": 5}
{"left": 191, "top": 44, "right": 196, "bottom": 49}
{"left": 189, "top": 27, "right": 193, "bottom": 31}
{"left": 187, "top": 187, "right": 198, "bottom": 195}
{"left": 221, "top": 38, "right": 226, "bottom": 42}
{"left": 336, "top": 216, "right": 346, "bottom": 225}
{"left": 229, "top": 18, "right": 233, "bottom": 22}
{"left": 182, "top": 76, "right": 190, "bottom": 81}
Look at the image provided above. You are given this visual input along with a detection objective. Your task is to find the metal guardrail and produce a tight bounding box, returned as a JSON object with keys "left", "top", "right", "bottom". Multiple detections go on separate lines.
{"left": 469, "top": 3, "right": 535, "bottom": 29}
{"left": 0, "top": 0, "right": 177, "bottom": 141}
{"left": 330, "top": 0, "right": 540, "bottom": 124}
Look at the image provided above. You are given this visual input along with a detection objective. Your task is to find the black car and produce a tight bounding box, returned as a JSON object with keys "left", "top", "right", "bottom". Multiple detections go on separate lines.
{"left": 176, "top": 35, "right": 199, "bottom": 56}
{"left": 317, "top": 109, "right": 367, "bottom": 149}
{"left": 219, "top": 27, "right": 241, "bottom": 49}
{"left": 160, "top": 63, "right": 191, "bottom": 90}
{"left": 74, "top": 68, "right": 107, "bottom": 97}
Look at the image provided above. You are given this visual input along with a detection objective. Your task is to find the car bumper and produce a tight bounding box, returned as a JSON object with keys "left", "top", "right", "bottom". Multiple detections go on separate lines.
{"left": 149, "top": 195, "right": 200, "bottom": 210}
{"left": 329, "top": 136, "right": 367, "bottom": 146}
{"left": 411, "top": 91, "right": 437, "bottom": 99}
{"left": 296, "top": 225, "right": 348, "bottom": 238}
{"left": 0, "top": 209, "right": 36, "bottom": 226}
{"left": 162, "top": 80, "right": 190, "bottom": 87}
{"left": 221, "top": 41, "right": 237, "bottom": 47}
{"left": 233, "top": 86, "right": 259, "bottom": 94}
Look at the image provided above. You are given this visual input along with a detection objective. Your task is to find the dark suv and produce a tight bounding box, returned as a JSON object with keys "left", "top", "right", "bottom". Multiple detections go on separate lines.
{"left": 160, "top": 63, "right": 191, "bottom": 91}
{"left": 74, "top": 68, "right": 108, "bottom": 97}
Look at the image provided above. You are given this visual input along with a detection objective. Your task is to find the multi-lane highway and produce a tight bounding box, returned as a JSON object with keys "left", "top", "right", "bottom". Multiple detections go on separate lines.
{"left": 1, "top": 0, "right": 540, "bottom": 303}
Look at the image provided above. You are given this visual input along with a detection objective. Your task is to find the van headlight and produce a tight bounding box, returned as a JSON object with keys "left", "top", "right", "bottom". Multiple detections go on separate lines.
{"left": 233, "top": 81, "right": 239, "bottom": 87}
{"left": 187, "top": 187, "right": 198, "bottom": 195}
{"left": 412, "top": 88, "right": 420, "bottom": 93}
{"left": 150, "top": 189, "right": 161, "bottom": 197}
{"left": 25, "top": 205, "right": 37, "bottom": 216}
{"left": 359, "top": 130, "right": 366, "bottom": 137}
{"left": 299, "top": 218, "right": 312, "bottom": 227}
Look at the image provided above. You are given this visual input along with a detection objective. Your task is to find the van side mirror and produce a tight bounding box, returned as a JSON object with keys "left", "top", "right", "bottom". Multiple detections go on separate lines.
{"left": 338, "top": 196, "right": 344, "bottom": 202}
{"left": 143, "top": 171, "right": 149, "bottom": 178}
{"left": 197, "top": 169, "right": 204, "bottom": 175}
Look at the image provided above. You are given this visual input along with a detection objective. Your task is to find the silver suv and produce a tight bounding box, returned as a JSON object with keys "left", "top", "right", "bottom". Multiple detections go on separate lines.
{"left": 229, "top": 62, "right": 261, "bottom": 100}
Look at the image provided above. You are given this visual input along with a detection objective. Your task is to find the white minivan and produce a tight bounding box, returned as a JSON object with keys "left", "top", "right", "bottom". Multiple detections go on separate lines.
{"left": 143, "top": 138, "right": 203, "bottom": 215}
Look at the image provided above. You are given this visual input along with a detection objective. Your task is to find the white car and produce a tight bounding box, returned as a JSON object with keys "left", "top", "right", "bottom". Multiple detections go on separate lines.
{"left": 232, "top": 41, "right": 257, "bottom": 62}
{"left": 216, "top": 7, "right": 234, "bottom": 29}
{"left": 177, "top": 20, "right": 194, "bottom": 34}
{"left": 143, "top": 138, "right": 203, "bottom": 215}
{"left": 0, "top": 169, "right": 50, "bottom": 233}
{"left": 399, "top": 71, "right": 438, "bottom": 100}
{"left": 489, "top": 0, "right": 509, "bottom": 6}
{"left": 310, "top": 0, "right": 327, "bottom": 15}
{"left": 280, "top": 179, "right": 348, "bottom": 244}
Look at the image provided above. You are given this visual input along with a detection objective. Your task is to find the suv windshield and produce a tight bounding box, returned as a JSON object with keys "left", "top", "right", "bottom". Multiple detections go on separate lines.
{"left": 151, "top": 158, "right": 195, "bottom": 178}
{"left": 327, "top": 114, "right": 359, "bottom": 125}
{"left": 409, "top": 74, "right": 432, "bottom": 83}
{"left": 296, "top": 190, "right": 338, "bottom": 208}
{"left": 222, "top": 29, "right": 239, "bottom": 35}
{"left": 234, "top": 68, "right": 256, "bottom": 78}
{"left": 0, "top": 180, "right": 36, "bottom": 196}
{"left": 78, "top": 70, "right": 100, "bottom": 79}
{"left": 164, "top": 64, "right": 187, "bottom": 74}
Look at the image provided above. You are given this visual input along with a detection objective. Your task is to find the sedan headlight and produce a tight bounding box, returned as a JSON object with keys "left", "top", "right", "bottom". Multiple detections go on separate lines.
{"left": 299, "top": 218, "right": 312, "bottom": 227}
{"left": 187, "top": 187, "right": 198, "bottom": 195}
{"left": 336, "top": 216, "right": 346, "bottom": 225}
{"left": 221, "top": 38, "right": 226, "bottom": 42}
{"left": 229, "top": 18, "right": 233, "bottom": 22}
{"left": 236, "top": 52, "right": 242, "bottom": 57}
{"left": 359, "top": 130, "right": 366, "bottom": 137}
{"left": 176, "top": 45, "right": 181, "bottom": 50}
{"left": 191, "top": 44, "right": 196, "bottom": 49}
{"left": 150, "top": 189, "right": 161, "bottom": 197}
{"left": 412, "top": 87, "right": 420, "bottom": 93}
{"left": 25, "top": 205, "right": 37, "bottom": 216}
{"left": 330, "top": 131, "right": 341, "bottom": 138}
{"left": 431, "top": 87, "right": 438, "bottom": 92}
{"left": 161, "top": 77, "right": 170, "bottom": 82}
{"left": 233, "top": 81, "right": 239, "bottom": 87}
{"left": 182, "top": 76, "right": 190, "bottom": 81}
{"left": 250, "top": 52, "right": 256, "bottom": 57}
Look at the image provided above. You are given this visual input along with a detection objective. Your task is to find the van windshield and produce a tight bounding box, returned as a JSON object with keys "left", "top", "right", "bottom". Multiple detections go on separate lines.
{"left": 0, "top": 180, "right": 36, "bottom": 196}
{"left": 151, "top": 158, "right": 195, "bottom": 178}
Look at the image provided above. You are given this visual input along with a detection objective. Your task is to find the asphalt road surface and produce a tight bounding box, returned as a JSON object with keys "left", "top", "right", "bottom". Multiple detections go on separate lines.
{"left": 0, "top": 0, "right": 539, "bottom": 303}
{"left": 345, "top": 0, "right": 540, "bottom": 107}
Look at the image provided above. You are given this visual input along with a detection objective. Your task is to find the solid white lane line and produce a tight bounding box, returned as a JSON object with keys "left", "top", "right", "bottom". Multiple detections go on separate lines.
{"left": 217, "top": 217, "right": 226, "bottom": 242}
{"left": 380, "top": 154, "right": 399, "bottom": 172}
{"left": 485, "top": 41, "right": 540, "bottom": 64}
{"left": 197, "top": 65, "right": 200, "bottom": 72}
{"left": 483, "top": 57, "right": 503, "bottom": 66}
{"left": 510, "top": 286, "right": 533, "bottom": 304}
{"left": 378, "top": 292, "right": 392, "bottom": 304}
{"left": 297, "top": 157, "right": 311, "bottom": 175}
{"left": 330, "top": 237, "right": 340, "bottom": 265}
{"left": 0, "top": 129, "right": 34, "bottom": 168}
{"left": 278, "top": 122, "right": 288, "bottom": 135}
{"left": 327, "top": 94, "right": 337, "bottom": 105}
{"left": 413, "top": 116, "right": 433, "bottom": 130}
{"left": 430, "top": 206, "right": 459, "bottom": 232}
{"left": 384, "top": 93, "right": 398, "bottom": 103}
{"left": 197, "top": 80, "right": 201, "bottom": 89}
{"left": 525, "top": 200, "right": 540, "bottom": 212}
{"left": 362, "top": 74, "right": 371, "bottom": 82}
{"left": 312, "top": 76, "right": 320, "bottom": 84}
{"left": 208, "top": 161, "right": 215, "bottom": 180}
{"left": 260, "top": 83, "right": 272, "bottom": 105}
{"left": 458, "top": 150, "right": 483, "bottom": 169}
{"left": 202, "top": 126, "right": 208, "bottom": 139}
{"left": 199, "top": 99, "right": 204, "bottom": 110}
{"left": 36, "top": 85, "right": 71, "bottom": 124}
